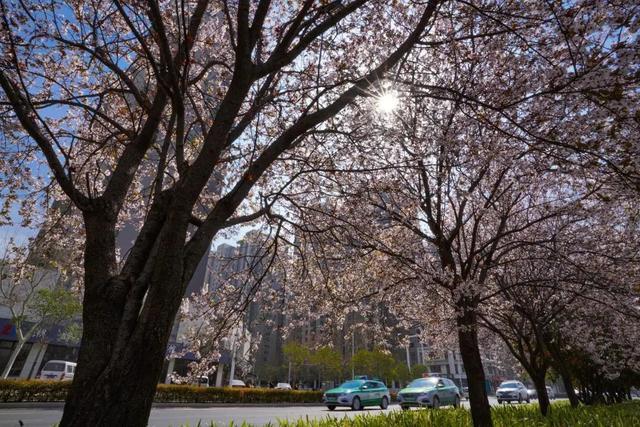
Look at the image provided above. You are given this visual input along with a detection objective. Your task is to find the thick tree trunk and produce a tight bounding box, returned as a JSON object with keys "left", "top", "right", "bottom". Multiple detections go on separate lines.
{"left": 457, "top": 307, "right": 493, "bottom": 427}
{"left": 532, "top": 371, "right": 550, "bottom": 415}
{"left": 60, "top": 211, "right": 191, "bottom": 427}
{"left": 60, "top": 213, "right": 127, "bottom": 426}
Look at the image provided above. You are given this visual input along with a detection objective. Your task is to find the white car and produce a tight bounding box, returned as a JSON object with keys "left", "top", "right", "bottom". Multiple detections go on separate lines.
{"left": 39, "top": 360, "right": 76, "bottom": 381}
{"left": 230, "top": 379, "right": 246, "bottom": 387}
{"left": 275, "top": 382, "right": 292, "bottom": 390}
{"left": 496, "top": 380, "right": 530, "bottom": 404}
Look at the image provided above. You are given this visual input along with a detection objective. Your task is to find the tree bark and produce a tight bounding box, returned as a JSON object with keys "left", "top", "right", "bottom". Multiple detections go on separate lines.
{"left": 457, "top": 307, "right": 493, "bottom": 427}
{"left": 561, "top": 371, "right": 580, "bottom": 407}
{"left": 531, "top": 371, "right": 550, "bottom": 415}
{"left": 59, "top": 244, "right": 188, "bottom": 425}
{"left": 546, "top": 343, "right": 579, "bottom": 407}
{"left": 59, "top": 204, "right": 199, "bottom": 426}
{"left": 60, "top": 212, "right": 131, "bottom": 426}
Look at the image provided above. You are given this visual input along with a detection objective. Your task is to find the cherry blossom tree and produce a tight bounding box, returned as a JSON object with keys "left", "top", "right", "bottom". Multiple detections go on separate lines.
{"left": 270, "top": 4, "right": 640, "bottom": 426}
{"left": 0, "top": 0, "right": 441, "bottom": 425}
{"left": 1, "top": 1, "right": 638, "bottom": 426}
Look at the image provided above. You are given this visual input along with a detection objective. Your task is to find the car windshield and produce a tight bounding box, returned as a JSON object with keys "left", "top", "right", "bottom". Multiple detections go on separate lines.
{"left": 43, "top": 362, "right": 65, "bottom": 372}
{"left": 408, "top": 378, "right": 439, "bottom": 388}
{"left": 340, "top": 380, "right": 364, "bottom": 389}
{"left": 500, "top": 382, "right": 519, "bottom": 388}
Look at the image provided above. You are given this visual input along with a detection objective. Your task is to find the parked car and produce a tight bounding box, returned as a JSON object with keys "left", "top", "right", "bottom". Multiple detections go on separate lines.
{"left": 462, "top": 386, "right": 469, "bottom": 400}
{"left": 546, "top": 386, "right": 556, "bottom": 400}
{"left": 230, "top": 379, "right": 246, "bottom": 387}
{"left": 496, "top": 381, "right": 530, "bottom": 404}
{"left": 275, "top": 382, "right": 292, "bottom": 390}
{"left": 397, "top": 377, "right": 461, "bottom": 410}
{"left": 39, "top": 360, "right": 76, "bottom": 381}
{"left": 323, "top": 380, "right": 390, "bottom": 411}
{"left": 196, "top": 376, "right": 209, "bottom": 387}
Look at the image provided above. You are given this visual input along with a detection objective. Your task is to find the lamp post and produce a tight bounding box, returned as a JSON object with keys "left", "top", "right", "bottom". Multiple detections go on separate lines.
{"left": 351, "top": 333, "right": 355, "bottom": 379}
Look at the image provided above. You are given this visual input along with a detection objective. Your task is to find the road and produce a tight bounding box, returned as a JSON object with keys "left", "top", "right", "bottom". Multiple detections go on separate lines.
{"left": 0, "top": 397, "right": 503, "bottom": 427}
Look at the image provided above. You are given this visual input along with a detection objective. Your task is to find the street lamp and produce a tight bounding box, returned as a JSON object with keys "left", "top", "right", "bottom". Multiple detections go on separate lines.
{"left": 351, "top": 333, "right": 355, "bottom": 379}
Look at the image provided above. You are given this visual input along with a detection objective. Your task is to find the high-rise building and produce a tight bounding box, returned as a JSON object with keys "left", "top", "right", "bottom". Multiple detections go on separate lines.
{"left": 197, "top": 231, "right": 286, "bottom": 385}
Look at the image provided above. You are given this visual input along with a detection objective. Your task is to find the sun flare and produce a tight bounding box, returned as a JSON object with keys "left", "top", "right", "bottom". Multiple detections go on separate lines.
{"left": 376, "top": 91, "right": 399, "bottom": 114}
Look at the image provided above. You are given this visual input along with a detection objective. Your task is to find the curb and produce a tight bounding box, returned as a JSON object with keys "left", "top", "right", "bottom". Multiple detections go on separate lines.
{"left": 0, "top": 402, "right": 325, "bottom": 410}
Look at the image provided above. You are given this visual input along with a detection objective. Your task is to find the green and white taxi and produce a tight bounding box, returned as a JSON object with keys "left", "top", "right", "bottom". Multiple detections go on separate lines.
{"left": 323, "top": 379, "right": 390, "bottom": 411}
{"left": 398, "top": 377, "right": 461, "bottom": 409}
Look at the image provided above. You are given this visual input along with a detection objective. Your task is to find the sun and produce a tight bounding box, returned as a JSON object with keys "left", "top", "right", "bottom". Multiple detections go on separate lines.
{"left": 376, "top": 91, "right": 399, "bottom": 114}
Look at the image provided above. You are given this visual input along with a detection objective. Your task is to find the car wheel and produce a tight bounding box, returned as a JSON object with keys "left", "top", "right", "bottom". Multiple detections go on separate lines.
{"left": 351, "top": 396, "right": 362, "bottom": 411}
{"left": 453, "top": 395, "right": 461, "bottom": 408}
{"left": 380, "top": 396, "right": 389, "bottom": 410}
{"left": 497, "top": 399, "right": 502, "bottom": 404}
{"left": 526, "top": 395, "right": 531, "bottom": 404}
{"left": 518, "top": 395, "right": 522, "bottom": 404}
{"left": 401, "top": 405, "right": 410, "bottom": 411}
{"left": 432, "top": 395, "right": 440, "bottom": 409}
{"left": 327, "top": 405, "right": 336, "bottom": 411}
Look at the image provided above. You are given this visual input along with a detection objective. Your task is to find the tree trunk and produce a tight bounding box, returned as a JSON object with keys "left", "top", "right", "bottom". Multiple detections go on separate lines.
{"left": 543, "top": 334, "right": 579, "bottom": 408}
{"left": 60, "top": 256, "right": 186, "bottom": 425}
{"left": 1, "top": 337, "right": 27, "bottom": 379}
{"left": 457, "top": 307, "right": 493, "bottom": 427}
{"left": 60, "top": 211, "right": 190, "bottom": 427}
{"left": 532, "top": 371, "right": 550, "bottom": 416}
{"left": 561, "top": 372, "right": 580, "bottom": 407}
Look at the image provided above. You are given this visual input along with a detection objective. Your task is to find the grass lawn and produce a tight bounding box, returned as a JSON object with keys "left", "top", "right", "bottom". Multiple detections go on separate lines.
{"left": 188, "top": 400, "right": 640, "bottom": 427}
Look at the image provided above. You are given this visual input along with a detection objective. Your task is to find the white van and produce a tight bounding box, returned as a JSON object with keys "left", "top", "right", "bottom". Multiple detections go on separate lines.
{"left": 39, "top": 360, "right": 76, "bottom": 380}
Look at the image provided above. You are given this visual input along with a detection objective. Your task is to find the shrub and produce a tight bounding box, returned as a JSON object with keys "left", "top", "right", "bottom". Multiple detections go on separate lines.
{"left": 0, "top": 380, "right": 322, "bottom": 404}
{"left": 155, "top": 385, "right": 322, "bottom": 404}
{"left": 0, "top": 379, "right": 70, "bottom": 402}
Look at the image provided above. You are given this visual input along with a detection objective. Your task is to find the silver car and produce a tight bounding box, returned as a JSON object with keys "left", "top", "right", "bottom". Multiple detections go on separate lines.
{"left": 496, "top": 381, "right": 530, "bottom": 404}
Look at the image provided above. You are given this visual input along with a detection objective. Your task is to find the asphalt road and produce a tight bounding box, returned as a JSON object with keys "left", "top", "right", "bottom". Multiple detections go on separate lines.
{"left": 0, "top": 397, "right": 505, "bottom": 427}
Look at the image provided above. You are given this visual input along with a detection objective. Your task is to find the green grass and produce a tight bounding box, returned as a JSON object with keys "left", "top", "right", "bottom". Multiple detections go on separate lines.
{"left": 182, "top": 401, "right": 640, "bottom": 427}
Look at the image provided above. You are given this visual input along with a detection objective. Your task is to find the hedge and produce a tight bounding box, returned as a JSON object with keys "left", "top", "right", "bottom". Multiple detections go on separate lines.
{"left": 155, "top": 384, "right": 322, "bottom": 404}
{"left": 0, "top": 380, "right": 323, "bottom": 404}
{"left": 0, "top": 380, "right": 69, "bottom": 402}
